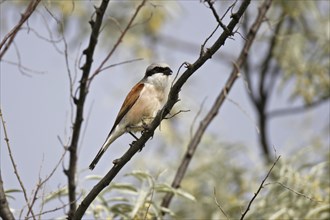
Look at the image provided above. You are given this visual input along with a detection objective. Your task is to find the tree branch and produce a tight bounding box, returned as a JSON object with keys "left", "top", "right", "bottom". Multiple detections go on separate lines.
{"left": 0, "top": 171, "right": 15, "bottom": 220}
{"left": 88, "top": 0, "right": 147, "bottom": 83}
{"left": 160, "top": 0, "right": 273, "bottom": 212}
{"left": 65, "top": 0, "right": 110, "bottom": 219}
{"left": 240, "top": 155, "right": 281, "bottom": 220}
{"left": 205, "top": 0, "right": 231, "bottom": 34}
{"left": 267, "top": 97, "right": 329, "bottom": 118}
{"left": 73, "top": 0, "right": 252, "bottom": 219}
{"left": 0, "top": 0, "right": 41, "bottom": 60}
{"left": 0, "top": 108, "right": 36, "bottom": 219}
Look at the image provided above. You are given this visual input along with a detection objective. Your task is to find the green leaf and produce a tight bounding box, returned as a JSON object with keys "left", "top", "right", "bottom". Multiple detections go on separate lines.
{"left": 109, "top": 183, "right": 138, "bottom": 193}
{"left": 85, "top": 175, "right": 103, "bottom": 181}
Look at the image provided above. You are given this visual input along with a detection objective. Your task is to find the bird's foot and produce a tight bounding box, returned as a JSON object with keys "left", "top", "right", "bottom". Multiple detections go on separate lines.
{"left": 141, "top": 123, "right": 154, "bottom": 139}
{"left": 129, "top": 140, "right": 137, "bottom": 147}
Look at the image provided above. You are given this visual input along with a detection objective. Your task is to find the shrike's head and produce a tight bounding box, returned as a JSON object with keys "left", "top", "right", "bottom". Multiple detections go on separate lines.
{"left": 143, "top": 63, "right": 173, "bottom": 88}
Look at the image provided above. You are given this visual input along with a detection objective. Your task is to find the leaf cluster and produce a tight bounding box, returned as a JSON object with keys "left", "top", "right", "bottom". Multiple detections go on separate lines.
{"left": 84, "top": 170, "right": 195, "bottom": 219}
{"left": 272, "top": 1, "right": 330, "bottom": 103}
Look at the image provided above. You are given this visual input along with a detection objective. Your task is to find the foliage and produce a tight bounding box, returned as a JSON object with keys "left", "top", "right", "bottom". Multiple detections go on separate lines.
{"left": 82, "top": 170, "right": 195, "bottom": 219}
{"left": 272, "top": 1, "right": 330, "bottom": 103}
{"left": 170, "top": 137, "right": 329, "bottom": 219}
{"left": 38, "top": 136, "right": 328, "bottom": 219}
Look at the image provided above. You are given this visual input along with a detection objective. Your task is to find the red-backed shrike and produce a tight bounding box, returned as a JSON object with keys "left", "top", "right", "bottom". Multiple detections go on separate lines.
{"left": 89, "top": 63, "right": 173, "bottom": 170}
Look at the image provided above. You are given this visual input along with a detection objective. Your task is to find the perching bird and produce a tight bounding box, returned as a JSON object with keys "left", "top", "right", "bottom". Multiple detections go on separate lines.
{"left": 89, "top": 63, "right": 173, "bottom": 170}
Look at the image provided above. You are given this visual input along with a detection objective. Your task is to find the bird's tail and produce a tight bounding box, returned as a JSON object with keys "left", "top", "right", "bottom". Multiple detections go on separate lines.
{"left": 89, "top": 146, "right": 106, "bottom": 170}
{"left": 89, "top": 133, "right": 118, "bottom": 170}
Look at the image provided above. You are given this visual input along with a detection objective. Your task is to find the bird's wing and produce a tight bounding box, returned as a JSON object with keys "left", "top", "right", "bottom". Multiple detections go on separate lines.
{"left": 108, "top": 82, "right": 144, "bottom": 135}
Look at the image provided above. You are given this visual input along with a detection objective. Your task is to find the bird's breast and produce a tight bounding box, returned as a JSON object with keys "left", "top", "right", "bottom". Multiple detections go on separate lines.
{"left": 123, "top": 84, "right": 165, "bottom": 128}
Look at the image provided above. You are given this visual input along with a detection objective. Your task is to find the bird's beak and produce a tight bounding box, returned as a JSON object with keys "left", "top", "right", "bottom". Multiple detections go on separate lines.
{"left": 165, "top": 68, "right": 173, "bottom": 76}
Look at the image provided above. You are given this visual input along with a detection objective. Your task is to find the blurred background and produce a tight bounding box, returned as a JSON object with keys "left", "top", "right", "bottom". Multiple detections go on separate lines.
{"left": 1, "top": 0, "right": 329, "bottom": 219}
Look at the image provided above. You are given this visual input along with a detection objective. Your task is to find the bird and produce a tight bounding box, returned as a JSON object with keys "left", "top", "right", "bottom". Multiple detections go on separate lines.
{"left": 89, "top": 63, "right": 173, "bottom": 170}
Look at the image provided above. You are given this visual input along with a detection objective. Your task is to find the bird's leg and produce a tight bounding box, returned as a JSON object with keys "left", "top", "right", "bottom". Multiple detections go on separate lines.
{"left": 128, "top": 131, "right": 145, "bottom": 151}
{"left": 129, "top": 132, "right": 139, "bottom": 141}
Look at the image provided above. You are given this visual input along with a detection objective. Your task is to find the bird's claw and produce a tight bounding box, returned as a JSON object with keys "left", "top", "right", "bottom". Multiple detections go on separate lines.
{"left": 141, "top": 126, "right": 154, "bottom": 139}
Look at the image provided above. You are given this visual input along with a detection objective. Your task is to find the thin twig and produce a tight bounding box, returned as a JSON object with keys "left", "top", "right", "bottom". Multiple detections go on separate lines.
{"left": 26, "top": 195, "right": 81, "bottom": 220}
{"left": 98, "top": 58, "right": 143, "bottom": 73}
{"left": 25, "top": 147, "right": 67, "bottom": 218}
{"left": 190, "top": 97, "right": 207, "bottom": 139}
{"left": 205, "top": 0, "right": 231, "bottom": 34}
{"left": 164, "top": 109, "right": 190, "bottom": 120}
{"left": 200, "top": 24, "right": 220, "bottom": 57}
{"left": 213, "top": 187, "right": 230, "bottom": 220}
{"left": 1, "top": 59, "right": 46, "bottom": 75}
{"left": 0, "top": 0, "right": 41, "bottom": 59}
{"left": 267, "top": 98, "right": 329, "bottom": 118}
{"left": 224, "top": 86, "right": 260, "bottom": 134}
{"left": 0, "top": 108, "right": 36, "bottom": 220}
{"left": 264, "top": 181, "right": 324, "bottom": 203}
{"left": 88, "top": 0, "right": 147, "bottom": 84}
{"left": 240, "top": 156, "right": 281, "bottom": 220}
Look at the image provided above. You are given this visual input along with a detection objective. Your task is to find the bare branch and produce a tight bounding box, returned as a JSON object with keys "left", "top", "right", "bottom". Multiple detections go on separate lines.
{"left": 160, "top": 0, "right": 273, "bottom": 212}
{"left": 267, "top": 97, "right": 329, "bottom": 118}
{"left": 66, "top": 1, "right": 147, "bottom": 218}
{"left": 73, "top": 1, "right": 253, "bottom": 219}
{"left": 205, "top": 0, "right": 231, "bottom": 34}
{"left": 0, "top": 108, "right": 36, "bottom": 219}
{"left": 1, "top": 59, "right": 46, "bottom": 75}
{"left": 264, "top": 181, "right": 324, "bottom": 203}
{"left": 25, "top": 147, "right": 67, "bottom": 218}
{"left": 88, "top": 0, "right": 147, "bottom": 84}
{"left": 240, "top": 156, "right": 281, "bottom": 220}
{"left": 164, "top": 109, "right": 190, "bottom": 120}
{"left": 190, "top": 97, "right": 207, "bottom": 139}
{"left": 0, "top": 171, "right": 15, "bottom": 220}
{"left": 65, "top": 0, "right": 111, "bottom": 218}
{"left": 98, "top": 58, "right": 144, "bottom": 73}
{"left": 0, "top": 0, "right": 41, "bottom": 59}
{"left": 213, "top": 187, "right": 230, "bottom": 220}
{"left": 200, "top": 24, "right": 220, "bottom": 57}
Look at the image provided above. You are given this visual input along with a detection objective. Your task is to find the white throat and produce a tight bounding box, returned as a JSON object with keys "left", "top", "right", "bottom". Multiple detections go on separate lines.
{"left": 145, "top": 73, "right": 171, "bottom": 90}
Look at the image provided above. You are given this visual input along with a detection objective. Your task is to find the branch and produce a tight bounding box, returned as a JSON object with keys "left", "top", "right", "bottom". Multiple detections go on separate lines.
{"left": 88, "top": 0, "right": 147, "bottom": 83}
{"left": 73, "top": 0, "right": 252, "bottom": 219}
{"left": 66, "top": 1, "right": 147, "bottom": 219}
{"left": 161, "top": 0, "right": 273, "bottom": 212}
{"left": 25, "top": 147, "right": 67, "bottom": 218}
{"left": 258, "top": 15, "right": 284, "bottom": 104}
{"left": 0, "top": 108, "right": 36, "bottom": 219}
{"left": 65, "top": 0, "right": 110, "bottom": 219}
{"left": 240, "top": 155, "right": 281, "bottom": 220}
{"left": 205, "top": 0, "right": 231, "bottom": 34}
{"left": 0, "top": 171, "right": 15, "bottom": 220}
{"left": 213, "top": 187, "right": 229, "bottom": 220}
{"left": 264, "top": 181, "right": 323, "bottom": 203}
{"left": 0, "top": 0, "right": 41, "bottom": 59}
{"left": 267, "top": 97, "right": 329, "bottom": 118}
